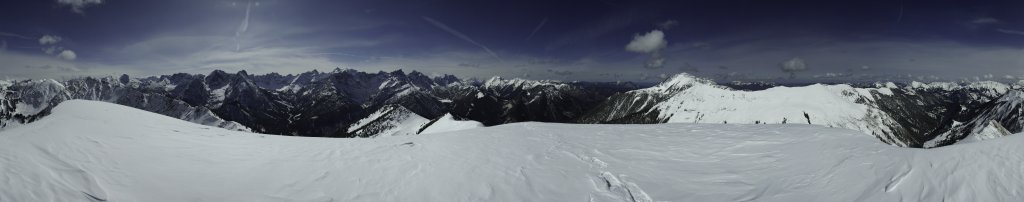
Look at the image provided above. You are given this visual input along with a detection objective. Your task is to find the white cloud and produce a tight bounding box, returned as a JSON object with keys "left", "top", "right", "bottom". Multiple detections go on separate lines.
{"left": 39, "top": 35, "right": 62, "bottom": 45}
{"left": 626, "top": 30, "right": 667, "bottom": 53}
{"left": 812, "top": 72, "right": 851, "bottom": 79}
{"left": 780, "top": 57, "right": 807, "bottom": 71}
{"left": 972, "top": 17, "right": 999, "bottom": 24}
{"left": 645, "top": 56, "right": 665, "bottom": 69}
{"left": 0, "top": 51, "right": 81, "bottom": 79}
{"left": 656, "top": 20, "right": 679, "bottom": 30}
{"left": 997, "top": 29, "right": 1024, "bottom": 36}
{"left": 639, "top": 73, "right": 652, "bottom": 80}
{"left": 665, "top": 36, "right": 1024, "bottom": 81}
{"left": 57, "top": 0, "right": 103, "bottom": 13}
{"left": 779, "top": 57, "right": 808, "bottom": 78}
{"left": 0, "top": 6, "right": 432, "bottom": 80}
{"left": 57, "top": 50, "right": 77, "bottom": 60}
{"left": 626, "top": 30, "right": 669, "bottom": 69}
{"left": 43, "top": 46, "right": 60, "bottom": 54}
{"left": 89, "top": 19, "right": 406, "bottom": 77}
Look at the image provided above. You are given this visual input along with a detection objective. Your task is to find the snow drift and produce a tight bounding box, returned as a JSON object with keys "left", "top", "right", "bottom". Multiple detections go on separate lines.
{"left": 1, "top": 100, "right": 1023, "bottom": 201}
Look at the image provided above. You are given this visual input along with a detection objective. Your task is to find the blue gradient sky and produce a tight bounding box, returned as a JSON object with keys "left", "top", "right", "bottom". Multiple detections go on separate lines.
{"left": 1, "top": 0, "right": 1023, "bottom": 82}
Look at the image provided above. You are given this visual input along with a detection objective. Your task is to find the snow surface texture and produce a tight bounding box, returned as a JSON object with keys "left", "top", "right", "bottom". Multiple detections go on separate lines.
{"left": 3, "top": 100, "right": 1024, "bottom": 201}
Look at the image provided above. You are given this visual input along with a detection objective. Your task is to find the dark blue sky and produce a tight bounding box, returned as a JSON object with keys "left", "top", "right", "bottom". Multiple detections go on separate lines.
{"left": 1, "top": 0, "right": 1023, "bottom": 82}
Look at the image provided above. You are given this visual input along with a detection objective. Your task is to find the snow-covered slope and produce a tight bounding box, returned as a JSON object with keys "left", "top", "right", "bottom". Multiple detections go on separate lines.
{"left": 580, "top": 73, "right": 1024, "bottom": 147}
{"left": 582, "top": 73, "right": 913, "bottom": 146}
{"left": 654, "top": 77, "right": 897, "bottom": 128}
{"left": 3, "top": 100, "right": 1024, "bottom": 201}
{"left": 958, "top": 120, "right": 1012, "bottom": 144}
{"left": 347, "top": 105, "right": 431, "bottom": 137}
{"left": 418, "top": 113, "right": 483, "bottom": 134}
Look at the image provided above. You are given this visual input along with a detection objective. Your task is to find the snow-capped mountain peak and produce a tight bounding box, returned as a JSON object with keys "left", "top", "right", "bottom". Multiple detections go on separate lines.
{"left": 347, "top": 105, "right": 431, "bottom": 138}
{"left": 581, "top": 72, "right": 1023, "bottom": 147}
{"left": 642, "top": 73, "right": 719, "bottom": 93}
{"left": 482, "top": 76, "right": 568, "bottom": 91}
{"left": 3, "top": 70, "right": 1018, "bottom": 146}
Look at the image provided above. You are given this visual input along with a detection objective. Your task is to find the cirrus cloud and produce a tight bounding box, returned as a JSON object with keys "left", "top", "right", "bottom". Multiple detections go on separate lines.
{"left": 57, "top": 0, "right": 103, "bottom": 13}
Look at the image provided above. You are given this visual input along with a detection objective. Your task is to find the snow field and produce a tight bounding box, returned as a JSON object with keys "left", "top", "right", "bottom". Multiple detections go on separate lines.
{"left": 1, "top": 100, "right": 1022, "bottom": 201}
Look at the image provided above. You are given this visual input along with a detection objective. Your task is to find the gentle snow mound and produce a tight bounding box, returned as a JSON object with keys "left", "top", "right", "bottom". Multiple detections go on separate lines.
{"left": 419, "top": 113, "right": 483, "bottom": 134}
{"left": 2, "top": 100, "right": 1024, "bottom": 201}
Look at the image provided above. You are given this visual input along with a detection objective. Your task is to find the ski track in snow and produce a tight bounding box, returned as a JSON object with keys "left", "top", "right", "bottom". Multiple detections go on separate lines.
{"left": 1, "top": 100, "right": 1024, "bottom": 201}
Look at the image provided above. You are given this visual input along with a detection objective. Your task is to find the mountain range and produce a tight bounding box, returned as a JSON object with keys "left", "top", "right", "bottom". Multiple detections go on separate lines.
{"left": 2, "top": 69, "right": 1021, "bottom": 148}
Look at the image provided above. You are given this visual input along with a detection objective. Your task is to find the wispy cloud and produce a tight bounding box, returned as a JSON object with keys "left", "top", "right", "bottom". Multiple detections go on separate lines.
{"left": 39, "top": 35, "right": 62, "bottom": 45}
{"left": 0, "top": 50, "right": 81, "bottom": 79}
{"left": 422, "top": 16, "right": 502, "bottom": 62}
{"left": 526, "top": 18, "right": 548, "bottom": 41}
{"left": 655, "top": 20, "right": 678, "bottom": 30}
{"left": 0, "top": 32, "right": 33, "bottom": 40}
{"left": 971, "top": 17, "right": 999, "bottom": 24}
{"left": 779, "top": 57, "right": 807, "bottom": 78}
{"left": 997, "top": 29, "right": 1024, "bottom": 36}
{"left": 664, "top": 36, "right": 1024, "bottom": 81}
{"left": 234, "top": 1, "right": 253, "bottom": 51}
{"left": 57, "top": 0, "right": 104, "bottom": 13}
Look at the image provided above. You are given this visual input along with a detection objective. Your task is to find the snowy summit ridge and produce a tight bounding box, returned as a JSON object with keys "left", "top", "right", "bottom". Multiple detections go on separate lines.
{"left": 581, "top": 72, "right": 1024, "bottom": 147}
